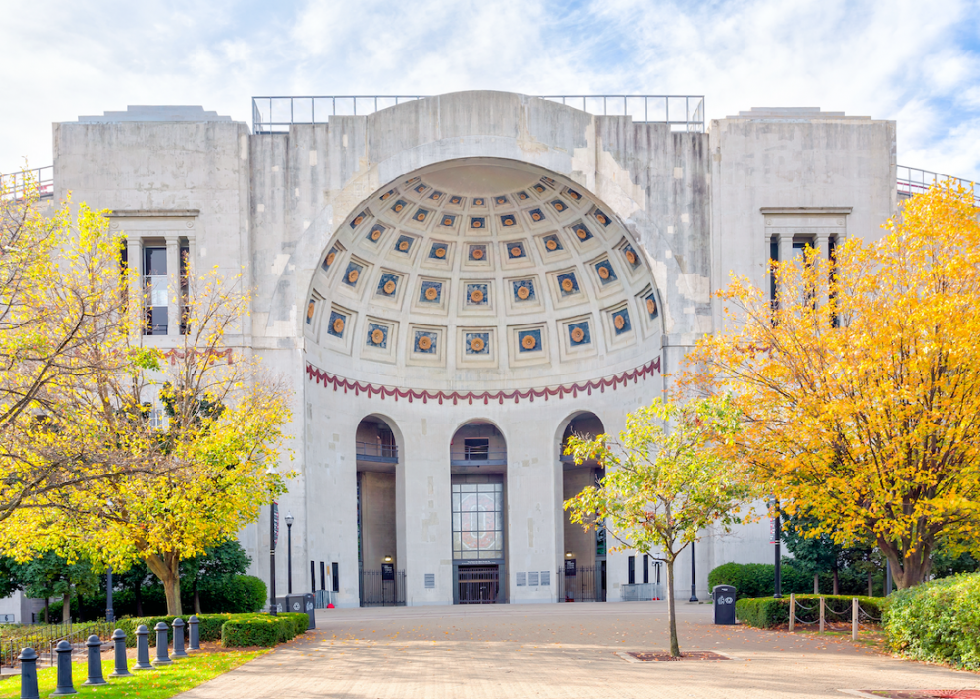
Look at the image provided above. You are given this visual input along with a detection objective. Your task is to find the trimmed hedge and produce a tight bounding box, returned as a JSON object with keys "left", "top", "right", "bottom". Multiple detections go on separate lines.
{"left": 735, "top": 594, "right": 889, "bottom": 629}
{"left": 114, "top": 610, "right": 307, "bottom": 648}
{"left": 115, "top": 613, "right": 237, "bottom": 647}
{"left": 884, "top": 572, "right": 980, "bottom": 669}
{"left": 709, "top": 561, "right": 820, "bottom": 599}
{"left": 221, "top": 613, "right": 309, "bottom": 648}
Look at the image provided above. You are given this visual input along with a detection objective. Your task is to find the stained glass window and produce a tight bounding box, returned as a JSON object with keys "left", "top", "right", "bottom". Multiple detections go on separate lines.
{"left": 452, "top": 483, "right": 504, "bottom": 561}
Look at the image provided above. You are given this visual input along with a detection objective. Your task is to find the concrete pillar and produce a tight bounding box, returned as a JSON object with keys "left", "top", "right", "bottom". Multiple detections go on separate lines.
{"left": 778, "top": 232, "right": 795, "bottom": 267}
{"left": 165, "top": 234, "right": 181, "bottom": 336}
{"left": 126, "top": 238, "right": 142, "bottom": 336}
{"left": 815, "top": 233, "right": 831, "bottom": 309}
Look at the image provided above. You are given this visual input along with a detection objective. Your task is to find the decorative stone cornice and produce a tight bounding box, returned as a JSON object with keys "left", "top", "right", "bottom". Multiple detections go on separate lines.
{"left": 306, "top": 357, "right": 661, "bottom": 405}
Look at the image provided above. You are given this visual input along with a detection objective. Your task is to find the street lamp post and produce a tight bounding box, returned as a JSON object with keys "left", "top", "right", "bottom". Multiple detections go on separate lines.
{"left": 689, "top": 540, "right": 698, "bottom": 602}
{"left": 105, "top": 567, "right": 114, "bottom": 622}
{"left": 285, "top": 512, "right": 294, "bottom": 595}
{"left": 773, "top": 499, "right": 783, "bottom": 598}
{"left": 269, "top": 502, "right": 278, "bottom": 615}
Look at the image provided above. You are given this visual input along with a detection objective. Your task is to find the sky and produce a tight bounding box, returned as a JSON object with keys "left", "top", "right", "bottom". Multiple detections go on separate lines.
{"left": 2, "top": 0, "right": 979, "bottom": 181}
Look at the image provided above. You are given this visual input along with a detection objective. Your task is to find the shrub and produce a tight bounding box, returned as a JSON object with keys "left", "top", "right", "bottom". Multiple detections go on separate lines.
{"left": 197, "top": 575, "right": 267, "bottom": 614}
{"left": 708, "top": 560, "right": 812, "bottom": 598}
{"left": 884, "top": 572, "right": 980, "bottom": 669}
{"left": 735, "top": 594, "right": 888, "bottom": 629}
{"left": 115, "top": 613, "right": 236, "bottom": 647}
{"left": 221, "top": 613, "right": 309, "bottom": 648}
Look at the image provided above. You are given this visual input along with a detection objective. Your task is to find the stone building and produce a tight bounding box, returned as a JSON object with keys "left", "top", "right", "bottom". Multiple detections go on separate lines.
{"left": 42, "top": 92, "right": 908, "bottom": 606}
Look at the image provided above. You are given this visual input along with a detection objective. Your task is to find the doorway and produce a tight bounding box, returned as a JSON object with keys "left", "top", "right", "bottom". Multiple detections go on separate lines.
{"left": 456, "top": 565, "right": 500, "bottom": 604}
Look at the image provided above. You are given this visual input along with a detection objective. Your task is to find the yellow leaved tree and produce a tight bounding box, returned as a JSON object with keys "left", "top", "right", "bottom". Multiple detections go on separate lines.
{"left": 0, "top": 184, "right": 293, "bottom": 613}
{"left": 0, "top": 175, "right": 135, "bottom": 524}
{"left": 687, "top": 182, "right": 980, "bottom": 589}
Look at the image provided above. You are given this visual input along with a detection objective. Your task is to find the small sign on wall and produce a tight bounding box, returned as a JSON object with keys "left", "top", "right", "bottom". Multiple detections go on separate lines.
{"left": 565, "top": 559, "right": 577, "bottom": 577}
{"left": 381, "top": 563, "right": 395, "bottom": 580}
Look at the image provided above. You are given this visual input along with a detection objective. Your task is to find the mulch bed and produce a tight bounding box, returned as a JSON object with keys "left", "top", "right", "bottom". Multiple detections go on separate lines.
{"left": 628, "top": 651, "right": 731, "bottom": 662}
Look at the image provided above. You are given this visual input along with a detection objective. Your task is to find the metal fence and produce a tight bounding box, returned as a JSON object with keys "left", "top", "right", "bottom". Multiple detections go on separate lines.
{"left": 620, "top": 582, "right": 664, "bottom": 601}
{"left": 355, "top": 441, "right": 398, "bottom": 461}
{"left": 251, "top": 94, "right": 706, "bottom": 133}
{"left": 557, "top": 566, "right": 605, "bottom": 602}
{"left": 313, "top": 589, "right": 337, "bottom": 608}
{"left": 0, "top": 165, "right": 53, "bottom": 201}
{"left": 359, "top": 569, "right": 406, "bottom": 607}
{"left": 898, "top": 164, "right": 977, "bottom": 204}
{"left": 0, "top": 619, "right": 114, "bottom": 669}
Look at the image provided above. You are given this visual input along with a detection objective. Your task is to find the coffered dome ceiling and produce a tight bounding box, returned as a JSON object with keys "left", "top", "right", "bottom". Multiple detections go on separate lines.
{"left": 305, "top": 158, "right": 663, "bottom": 388}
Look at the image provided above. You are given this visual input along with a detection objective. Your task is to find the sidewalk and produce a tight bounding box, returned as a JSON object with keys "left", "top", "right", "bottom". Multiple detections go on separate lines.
{"left": 177, "top": 601, "right": 979, "bottom": 698}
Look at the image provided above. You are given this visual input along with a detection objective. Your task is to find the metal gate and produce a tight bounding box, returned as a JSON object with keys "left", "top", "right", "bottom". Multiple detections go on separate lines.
{"left": 359, "top": 569, "right": 406, "bottom": 607}
{"left": 457, "top": 565, "right": 500, "bottom": 604}
{"left": 557, "top": 565, "right": 606, "bottom": 602}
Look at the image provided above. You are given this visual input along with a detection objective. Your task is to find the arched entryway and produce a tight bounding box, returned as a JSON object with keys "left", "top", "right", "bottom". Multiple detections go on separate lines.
{"left": 558, "top": 412, "right": 607, "bottom": 602}
{"left": 450, "top": 421, "right": 507, "bottom": 604}
{"left": 356, "top": 415, "right": 405, "bottom": 606}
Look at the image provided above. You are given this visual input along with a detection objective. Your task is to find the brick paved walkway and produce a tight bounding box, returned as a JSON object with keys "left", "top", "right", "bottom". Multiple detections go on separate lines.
{"left": 178, "top": 602, "right": 979, "bottom": 698}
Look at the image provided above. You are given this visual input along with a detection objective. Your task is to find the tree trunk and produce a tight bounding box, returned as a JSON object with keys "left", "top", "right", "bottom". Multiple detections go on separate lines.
{"left": 879, "top": 539, "right": 933, "bottom": 589}
{"left": 145, "top": 552, "right": 183, "bottom": 615}
{"left": 665, "top": 557, "right": 680, "bottom": 658}
{"left": 44, "top": 597, "right": 48, "bottom": 623}
{"left": 62, "top": 592, "right": 71, "bottom": 623}
{"left": 832, "top": 566, "right": 839, "bottom": 595}
{"left": 813, "top": 572, "right": 819, "bottom": 594}
{"left": 867, "top": 571, "right": 873, "bottom": 597}
{"left": 194, "top": 577, "right": 201, "bottom": 615}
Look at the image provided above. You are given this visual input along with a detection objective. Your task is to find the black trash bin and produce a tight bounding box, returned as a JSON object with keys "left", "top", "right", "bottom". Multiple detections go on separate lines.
{"left": 285, "top": 595, "right": 304, "bottom": 615}
{"left": 712, "top": 585, "right": 737, "bottom": 625}
{"left": 303, "top": 593, "right": 316, "bottom": 630}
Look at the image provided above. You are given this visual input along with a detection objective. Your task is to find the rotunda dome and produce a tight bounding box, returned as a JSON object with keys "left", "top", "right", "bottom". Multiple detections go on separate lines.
{"left": 304, "top": 158, "right": 662, "bottom": 389}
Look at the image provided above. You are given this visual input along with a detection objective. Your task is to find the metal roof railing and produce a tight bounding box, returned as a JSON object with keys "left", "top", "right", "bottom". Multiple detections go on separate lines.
{"left": 898, "top": 165, "right": 977, "bottom": 204}
{"left": 251, "top": 94, "right": 706, "bottom": 134}
{"left": 0, "top": 166, "right": 53, "bottom": 201}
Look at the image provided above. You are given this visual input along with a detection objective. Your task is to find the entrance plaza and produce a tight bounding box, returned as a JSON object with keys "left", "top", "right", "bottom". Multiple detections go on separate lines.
{"left": 179, "top": 603, "right": 978, "bottom": 699}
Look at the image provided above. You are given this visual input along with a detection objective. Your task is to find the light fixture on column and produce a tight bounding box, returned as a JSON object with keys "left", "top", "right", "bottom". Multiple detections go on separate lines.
{"left": 383, "top": 555, "right": 393, "bottom": 563}
{"left": 565, "top": 551, "right": 573, "bottom": 558}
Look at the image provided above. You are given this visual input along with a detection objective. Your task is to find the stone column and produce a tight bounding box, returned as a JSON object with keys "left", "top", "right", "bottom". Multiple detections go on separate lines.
{"left": 165, "top": 234, "right": 181, "bottom": 336}
{"left": 127, "top": 238, "right": 142, "bottom": 336}
{"left": 815, "top": 234, "right": 830, "bottom": 309}
{"left": 778, "top": 232, "right": 795, "bottom": 267}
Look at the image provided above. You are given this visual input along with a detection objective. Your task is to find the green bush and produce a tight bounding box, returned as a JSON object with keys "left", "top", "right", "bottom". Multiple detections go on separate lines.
{"left": 884, "top": 572, "right": 980, "bottom": 669}
{"left": 197, "top": 576, "right": 267, "bottom": 614}
{"left": 735, "top": 594, "right": 889, "bottom": 629}
{"left": 708, "top": 561, "right": 812, "bottom": 598}
{"left": 221, "top": 613, "right": 309, "bottom": 648}
{"left": 115, "top": 613, "right": 236, "bottom": 647}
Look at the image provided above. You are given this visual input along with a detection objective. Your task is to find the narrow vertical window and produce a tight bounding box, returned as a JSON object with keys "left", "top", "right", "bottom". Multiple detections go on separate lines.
{"left": 143, "top": 247, "right": 168, "bottom": 335}
{"left": 628, "top": 555, "right": 636, "bottom": 585}
{"left": 643, "top": 554, "right": 649, "bottom": 584}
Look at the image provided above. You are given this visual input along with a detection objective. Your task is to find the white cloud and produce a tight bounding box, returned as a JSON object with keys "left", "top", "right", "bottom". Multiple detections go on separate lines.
{"left": 1, "top": 0, "right": 977, "bottom": 182}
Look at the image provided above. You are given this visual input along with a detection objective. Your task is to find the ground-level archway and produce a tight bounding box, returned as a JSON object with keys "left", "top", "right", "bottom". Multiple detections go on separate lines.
{"left": 450, "top": 420, "right": 507, "bottom": 604}
{"left": 356, "top": 415, "right": 406, "bottom": 606}
{"left": 558, "top": 412, "right": 607, "bottom": 602}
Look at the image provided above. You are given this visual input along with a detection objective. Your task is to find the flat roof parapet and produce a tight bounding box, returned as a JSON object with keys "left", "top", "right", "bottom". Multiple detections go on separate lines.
{"left": 75, "top": 105, "right": 233, "bottom": 123}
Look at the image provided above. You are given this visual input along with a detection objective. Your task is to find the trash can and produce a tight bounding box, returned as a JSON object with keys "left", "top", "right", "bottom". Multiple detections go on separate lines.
{"left": 303, "top": 592, "right": 316, "bottom": 630}
{"left": 284, "top": 595, "right": 304, "bottom": 615}
{"left": 713, "top": 585, "right": 737, "bottom": 625}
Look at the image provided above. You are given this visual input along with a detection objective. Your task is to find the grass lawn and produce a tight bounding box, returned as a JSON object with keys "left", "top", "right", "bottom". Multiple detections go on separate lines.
{"left": 0, "top": 650, "right": 267, "bottom": 699}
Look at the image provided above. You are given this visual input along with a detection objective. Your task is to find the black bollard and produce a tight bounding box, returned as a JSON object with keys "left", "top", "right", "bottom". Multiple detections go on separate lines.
{"left": 133, "top": 625, "right": 153, "bottom": 671}
{"left": 188, "top": 615, "right": 200, "bottom": 651}
{"left": 172, "top": 618, "right": 188, "bottom": 658}
{"left": 152, "top": 621, "right": 172, "bottom": 666}
{"left": 110, "top": 628, "right": 132, "bottom": 677}
{"left": 51, "top": 640, "right": 77, "bottom": 695}
{"left": 18, "top": 647, "right": 40, "bottom": 699}
{"left": 83, "top": 635, "right": 106, "bottom": 685}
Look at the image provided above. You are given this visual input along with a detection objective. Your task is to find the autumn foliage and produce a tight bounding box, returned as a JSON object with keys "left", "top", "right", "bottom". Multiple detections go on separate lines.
{"left": 687, "top": 182, "right": 980, "bottom": 589}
